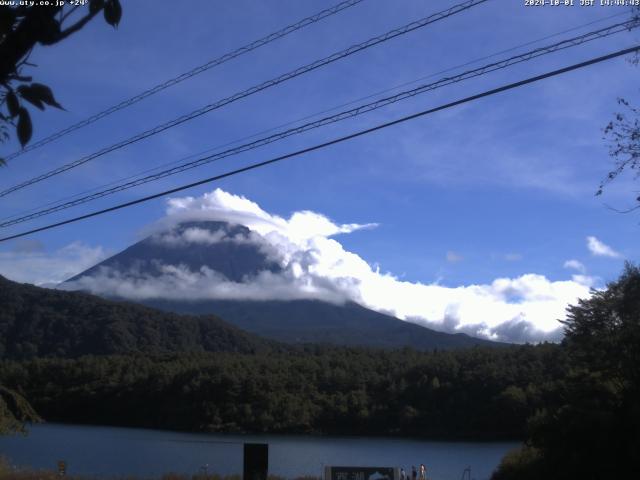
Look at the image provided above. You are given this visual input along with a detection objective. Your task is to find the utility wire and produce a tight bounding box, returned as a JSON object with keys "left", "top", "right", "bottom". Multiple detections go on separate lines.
{"left": 0, "top": 0, "right": 489, "bottom": 199}
{"left": 1, "top": 45, "right": 637, "bottom": 244}
{"left": 1, "top": 10, "right": 628, "bottom": 225}
{"left": 3, "top": 0, "right": 366, "bottom": 162}
{"left": 0, "top": 19, "right": 635, "bottom": 229}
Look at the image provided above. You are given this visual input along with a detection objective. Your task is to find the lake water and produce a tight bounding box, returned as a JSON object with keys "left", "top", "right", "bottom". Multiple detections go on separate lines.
{"left": 0, "top": 423, "right": 518, "bottom": 480}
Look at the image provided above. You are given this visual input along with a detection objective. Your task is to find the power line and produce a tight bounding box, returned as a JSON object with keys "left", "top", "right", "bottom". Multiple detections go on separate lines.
{"left": 3, "top": 0, "right": 366, "bottom": 162}
{"left": 1, "top": 19, "right": 635, "bottom": 229}
{"left": 0, "top": 0, "right": 489, "bottom": 199}
{"left": 1, "top": 10, "right": 628, "bottom": 225}
{"left": 1, "top": 44, "right": 636, "bottom": 244}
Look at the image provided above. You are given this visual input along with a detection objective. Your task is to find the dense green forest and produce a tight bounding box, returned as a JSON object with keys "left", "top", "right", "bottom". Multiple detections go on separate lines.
{"left": 0, "top": 343, "right": 566, "bottom": 439}
{"left": 0, "top": 275, "right": 276, "bottom": 358}
{"left": 492, "top": 264, "right": 640, "bottom": 479}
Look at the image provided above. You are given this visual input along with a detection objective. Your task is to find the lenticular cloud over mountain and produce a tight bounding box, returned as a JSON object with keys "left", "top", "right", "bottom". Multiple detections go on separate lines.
{"left": 158, "top": 188, "right": 378, "bottom": 241}
{"left": 67, "top": 189, "right": 593, "bottom": 343}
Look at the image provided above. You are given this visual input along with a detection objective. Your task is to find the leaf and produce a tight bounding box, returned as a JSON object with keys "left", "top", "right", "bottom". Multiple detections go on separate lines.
{"left": 90, "top": 0, "right": 105, "bottom": 15}
{"left": 6, "top": 91, "right": 19, "bottom": 117}
{"left": 0, "top": 6, "right": 17, "bottom": 37}
{"left": 17, "top": 85, "right": 45, "bottom": 110}
{"left": 104, "top": 0, "right": 122, "bottom": 27}
{"left": 25, "top": 83, "right": 63, "bottom": 110}
{"left": 17, "top": 107, "right": 32, "bottom": 147}
{"left": 37, "top": 14, "right": 61, "bottom": 45}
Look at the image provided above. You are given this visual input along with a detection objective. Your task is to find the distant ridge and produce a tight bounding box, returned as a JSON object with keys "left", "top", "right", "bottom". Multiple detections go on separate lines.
{"left": 0, "top": 274, "right": 274, "bottom": 359}
{"left": 144, "top": 298, "right": 501, "bottom": 350}
{"left": 65, "top": 221, "right": 505, "bottom": 351}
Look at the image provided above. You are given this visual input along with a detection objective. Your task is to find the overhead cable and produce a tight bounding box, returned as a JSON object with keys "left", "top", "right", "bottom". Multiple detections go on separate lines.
{"left": 1, "top": 44, "right": 636, "bottom": 243}
{"left": 2, "top": 8, "right": 626, "bottom": 225}
{"left": 0, "top": 0, "right": 489, "bottom": 198}
{"left": 0, "top": 19, "right": 635, "bottom": 229}
{"left": 3, "top": 0, "right": 366, "bottom": 162}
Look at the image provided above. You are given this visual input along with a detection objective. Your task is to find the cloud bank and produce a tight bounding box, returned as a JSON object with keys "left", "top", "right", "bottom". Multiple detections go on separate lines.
{"left": 65, "top": 189, "right": 596, "bottom": 344}
{"left": 0, "top": 241, "right": 107, "bottom": 286}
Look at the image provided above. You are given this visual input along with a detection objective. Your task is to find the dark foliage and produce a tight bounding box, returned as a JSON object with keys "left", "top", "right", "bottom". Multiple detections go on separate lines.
{"left": 490, "top": 447, "right": 544, "bottom": 480}
{"left": 600, "top": 98, "right": 640, "bottom": 206}
{"left": 0, "top": 343, "right": 567, "bottom": 439}
{"left": 0, "top": 275, "right": 275, "bottom": 359}
{"left": 0, "top": 384, "right": 40, "bottom": 434}
{"left": 0, "top": 272, "right": 566, "bottom": 440}
{"left": 0, "top": 0, "right": 122, "bottom": 160}
{"left": 492, "top": 264, "right": 640, "bottom": 479}
{"left": 598, "top": 7, "right": 640, "bottom": 206}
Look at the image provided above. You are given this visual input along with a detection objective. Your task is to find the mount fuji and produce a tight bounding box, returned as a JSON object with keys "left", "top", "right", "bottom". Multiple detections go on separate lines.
{"left": 64, "top": 221, "right": 502, "bottom": 350}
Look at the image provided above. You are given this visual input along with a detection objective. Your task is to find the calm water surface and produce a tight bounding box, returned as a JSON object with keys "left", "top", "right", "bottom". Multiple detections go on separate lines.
{"left": 0, "top": 423, "right": 518, "bottom": 480}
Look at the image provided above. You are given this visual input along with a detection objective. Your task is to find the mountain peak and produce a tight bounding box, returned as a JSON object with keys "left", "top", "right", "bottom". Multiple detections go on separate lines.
{"left": 63, "top": 220, "right": 505, "bottom": 350}
{"left": 66, "top": 220, "right": 281, "bottom": 284}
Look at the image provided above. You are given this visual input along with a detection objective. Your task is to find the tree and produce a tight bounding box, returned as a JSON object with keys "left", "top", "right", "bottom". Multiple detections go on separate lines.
{"left": 599, "top": 98, "right": 640, "bottom": 208}
{"left": 598, "top": 7, "right": 640, "bottom": 207}
{"left": 562, "top": 262, "right": 640, "bottom": 390}
{"left": 492, "top": 264, "right": 640, "bottom": 479}
{"left": 0, "top": 385, "right": 40, "bottom": 435}
{"left": 0, "top": 0, "right": 122, "bottom": 164}
{"left": 552, "top": 263, "right": 640, "bottom": 477}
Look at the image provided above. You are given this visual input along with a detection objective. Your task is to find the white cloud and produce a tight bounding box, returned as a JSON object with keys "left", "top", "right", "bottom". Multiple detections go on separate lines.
{"left": 0, "top": 241, "right": 108, "bottom": 286}
{"left": 563, "top": 259, "right": 586, "bottom": 273}
{"left": 586, "top": 236, "right": 621, "bottom": 258}
{"left": 67, "top": 264, "right": 350, "bottom": 304}
{"left": 65, "top": 189, "right": 596, "bottom": 344}
{"left": 446, "top": 251, "right": 463, "bottom": 263}
{"left": 153, "top": 189, "right": 378, "bottom": 242}
{"left": 155, "top": 227, "right": 228, "bottom": 246}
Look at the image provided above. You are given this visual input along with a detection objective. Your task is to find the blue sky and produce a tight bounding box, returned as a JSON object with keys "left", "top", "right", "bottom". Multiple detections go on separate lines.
{"left": 0, "top": 0, "right": 638, "bottom": 340}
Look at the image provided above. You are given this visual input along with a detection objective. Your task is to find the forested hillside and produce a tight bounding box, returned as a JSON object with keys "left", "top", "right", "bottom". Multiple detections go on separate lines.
{"left": 2, "top": 265, "right": 638, "bottom": 477}
{"left": 0, "top": 344, "right": 566, "bottom": 439}
{"left": 0, "top": 275, "right": 274, "bottom": 358}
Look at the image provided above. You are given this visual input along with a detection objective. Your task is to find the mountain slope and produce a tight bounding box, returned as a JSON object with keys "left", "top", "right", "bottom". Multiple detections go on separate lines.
{"left": 0, "top": 275, "right": 274, "bottom": 359}
{"left": 145, "top": 298, "right": 499, "bottom": 350}
{"left": 66, "top": 220, "right": 280, "bottom": 283}
{"left": 64, "top": 220, "right": 504, "bottom": 351}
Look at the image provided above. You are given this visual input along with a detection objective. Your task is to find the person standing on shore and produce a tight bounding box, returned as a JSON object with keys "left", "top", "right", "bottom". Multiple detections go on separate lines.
{"left": 419, "top": 464, "right": 426, "bottom": 480}
{"left": 411, "top": 465, "right": 417, "bottom": 480}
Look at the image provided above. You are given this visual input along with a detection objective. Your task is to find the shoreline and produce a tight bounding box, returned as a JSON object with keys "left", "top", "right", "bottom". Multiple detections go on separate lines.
{"left": 23, "top": 420, "right": 525, "bottom": 444}
{"left": 1, "top": 423, "right": 517, "bottom": 480}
